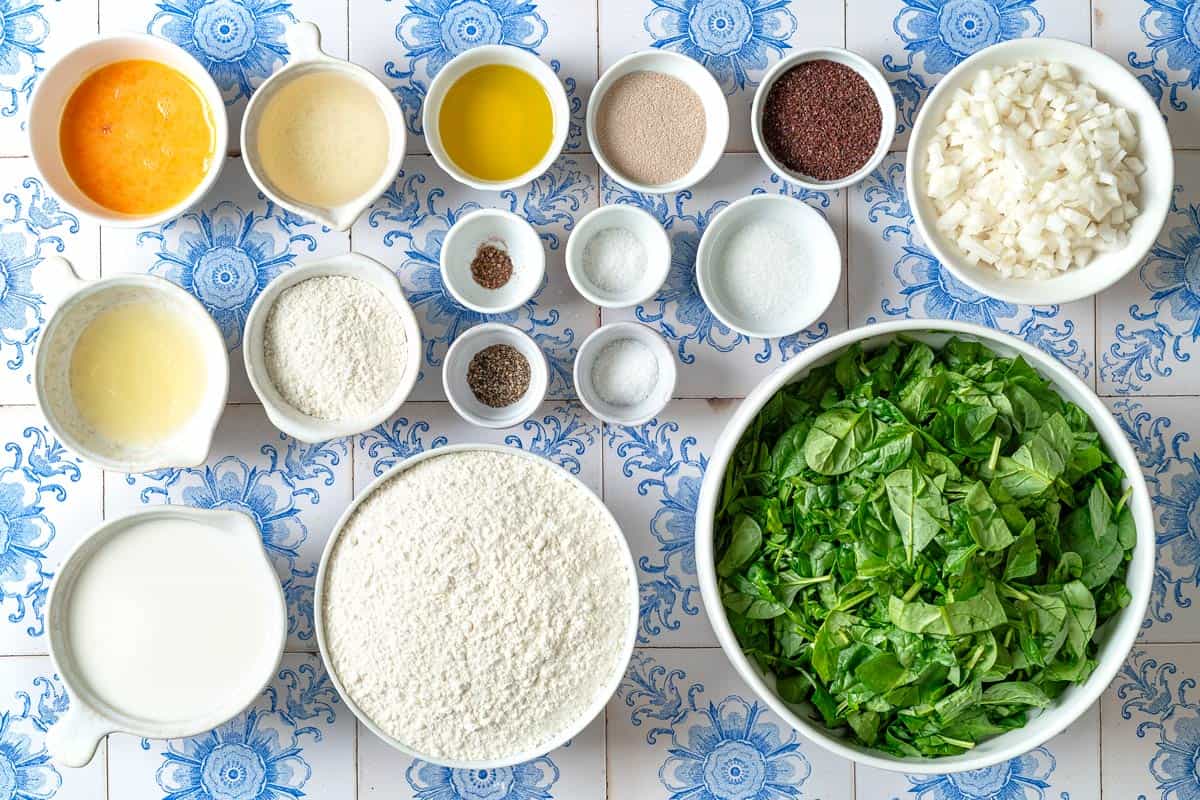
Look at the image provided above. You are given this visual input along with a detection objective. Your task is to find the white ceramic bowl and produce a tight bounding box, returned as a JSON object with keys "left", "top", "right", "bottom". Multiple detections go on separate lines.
{"left": 28, "top": 34, "right": 228, "bottom": 228}
{"left": 241, "top": 22, "right": 407, "bottom": 231}
{"left": 695, "top": 193, "right": 841, "bottom": 338}
{"left": 313, "top": 443, "right": 639, "bottom": 769}
{"left": 33, "top": 257, "right": 228, "bottom": 472}
{"left": 423, "top": 45, "right": 569, "bottom": 191}
{"left": 440, "top": 208, "right": 545, "bottom": 313}
{"left": 906, "top": 37, "right": 1174, "bottom": 305}
{"left": 574, "top": 322, "right": 675, "bottom": 425}
{"left": 243, "top": 253, "right": 422, "bottom": 443}
{"left": 442, "top": 323, "right": 548, "bottom": 428}
{"left": 695, "top": 319, "right": 1155, "bottom": 774}
{"left": 751, "top": 47, "right": 896, "bottom": 191}
{"left": 45, "top": 507, "right": 286, "bottom": 768}
{"left": 587, "top": 50, "right": 729, "bottom": 194}
{"left": 565, "top": 204, "right": 670, "bottom": 308}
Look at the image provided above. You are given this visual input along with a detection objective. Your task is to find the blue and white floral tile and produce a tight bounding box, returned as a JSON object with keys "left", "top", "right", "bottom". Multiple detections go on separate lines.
{"left": 98, "top": 155, "right": 350, "bottom": 403}
{"left": 105, "top": 653, "right": 354, "bottom": 800}
{"left": 358, "top": 715, "right": 605, "bottom": 799}
{"left": 103, "top": 405, "right": 353, "bottom": 652}
{"left": 1098, "top": 151, "right": 1200, "bottom": 397}
{"left": 0, "top": 160, "right": 100, "bottom": 405}
{"left": 0, "top": 408, "right": 100, "bottom": 656}
{"left": 0, "top": 656, "right": 106, "bottom": 799}
{"left": 348, "top": 0, "right": 597, "bottom": 155}
{"left": 1094, "top": 0, "right": 1200, "bottom": 148}
{"left": 607, "top": 647, "right": 853, "bottom": 799}
{"left": 600, "top": 154, "right": 848, "bottom": 398}
{"left": 855, "top": 705, "right": 1100, "bottom": 799}
{"left": 353, "top": 154, "right": 599, "bottom": 402}
{"left": 846, "top": 0, "right": 1091, "bottom": 149}
{"left": 1100, "top": 644, "right": 1200, "bottom": 798}
{"left": 353, "top": 400, "right": 601, "bottom": 493}
{"left": 597, "top": 0, "right": 844, "bottom": 153}
{"left": 0, "top": 0, "right": 99, "bottom": 156}
{"left": 848, "top": 153, "right": 1098, "bottom": 386}
{"left": 603, "top": 398, "right": 734, "bottom": 648}
{"left": 98, "top": 0, "right": 350, "bottom": 153}
{"left": 1107, "top": 395, "right": 1200, "bottom": 643}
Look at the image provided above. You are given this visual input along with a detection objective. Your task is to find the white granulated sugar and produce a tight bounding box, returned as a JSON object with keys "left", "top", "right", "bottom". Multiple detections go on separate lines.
{"left": 582, "top": 226, "right": 646, "bottom": 294}
{"left": 263, "top": 276, "right": 406, "bottom": 421}
{"left": 591, "top": 338, "right": 659, "bottom": 407}
{"left": 715, "top": 220, "right": 812, "bottom": 323}
{"left": 322, "top": 449, "right": 634, "bottom": 762}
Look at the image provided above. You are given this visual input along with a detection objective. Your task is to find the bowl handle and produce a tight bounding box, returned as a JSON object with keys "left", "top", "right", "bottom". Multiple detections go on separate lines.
{"left": 286, "top": 21, "right": 334, "bottom": 64}
{"left": 32, "top": 257, "right": 87, "bottom": 312}
{"left": 45, "top": 698, "right": 112, "bottom": 768}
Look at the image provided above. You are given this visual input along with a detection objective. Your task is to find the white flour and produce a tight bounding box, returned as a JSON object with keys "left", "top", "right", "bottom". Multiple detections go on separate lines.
{"left": 263, "top": 276, "right": 406, "bottom": 420}
{"left": 322, "top": 449, "right": 634, "bottom": 762}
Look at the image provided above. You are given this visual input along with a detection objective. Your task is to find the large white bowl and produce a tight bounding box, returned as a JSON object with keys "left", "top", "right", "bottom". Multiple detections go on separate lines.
{"left": 695, "top": 319, "right": 1154, "bottom": 774}
{"left": 906, "top": 38, "right": 1173, "bottom": 306}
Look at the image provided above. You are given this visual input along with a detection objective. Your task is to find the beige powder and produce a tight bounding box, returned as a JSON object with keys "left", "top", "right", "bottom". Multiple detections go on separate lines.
{"left": 596, "top": 70, "right": 706, "bottom": 186}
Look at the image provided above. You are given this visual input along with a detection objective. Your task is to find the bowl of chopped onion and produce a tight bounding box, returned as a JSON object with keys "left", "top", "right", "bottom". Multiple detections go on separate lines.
{"left": 906, "top": 38, "right": 1172, "bottom": 306}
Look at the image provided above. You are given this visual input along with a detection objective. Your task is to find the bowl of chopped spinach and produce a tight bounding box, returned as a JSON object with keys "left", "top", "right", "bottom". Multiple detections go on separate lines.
{"left": 697, "top": 319, "right": 1153, "bottom": 773}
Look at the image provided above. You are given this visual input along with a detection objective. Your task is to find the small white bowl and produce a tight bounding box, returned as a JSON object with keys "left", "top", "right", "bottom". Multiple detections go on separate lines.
{"left": 423, "top": 45, "right": 569, "bottom": 192}
{"left": 695, "top": 193, "right": 841, "bottom": 339}
{"left": 243, "top": 253, "right": 422, "bottom": 443}
{"left": 574, "top": 323, "right": 675, "bottom": 426}
{"left": 565, "top": 204, "right": 670, "bottom": 308}
{"left": 906, "top": 38, "right": 1174, "bottom": 305}
{"left": 751, "top": 47, "right": 896, "bottom": 191}
{"left": 32, "top": 257, "right": 228, "bottom": 472}
{"left": 28, "top": 34, "right": 228, "bottom": 228}
{"left": 442, "top": 323, "right": 548, "bottom": 429}
{"left": 241, "top": 22, "right": 407, "bottom": 231}
{"left": 588, "top": 50, "right": 729, "bottom": 194}
{"left": 440, "top": 209, "right": 545, "bottom": 313}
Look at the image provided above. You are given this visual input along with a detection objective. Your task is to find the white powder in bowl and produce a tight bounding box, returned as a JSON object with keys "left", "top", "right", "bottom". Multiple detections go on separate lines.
{"left": 322, "top": 449, "right": 635, "bottom": 763}
{"left": 582, "top": 226, "right": 646, "bottom": 294}
{"left": 263, "top": 275, "right": 407, "bottom": 421}
{"left": 591, "top": 338, "right": 659, "bottom": 406}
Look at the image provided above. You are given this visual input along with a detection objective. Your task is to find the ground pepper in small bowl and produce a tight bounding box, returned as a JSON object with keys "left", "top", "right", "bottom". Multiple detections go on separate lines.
{"left": 466, "top": 343, "right": 530, "bottom": 408}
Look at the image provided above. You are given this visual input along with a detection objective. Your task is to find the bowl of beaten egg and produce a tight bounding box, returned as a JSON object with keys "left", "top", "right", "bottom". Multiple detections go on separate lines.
{"left": 424, "top": 45, "right": 570, "bottom": 191}
{"left": 28, "top": 34, "right": 227, "bottom": 228}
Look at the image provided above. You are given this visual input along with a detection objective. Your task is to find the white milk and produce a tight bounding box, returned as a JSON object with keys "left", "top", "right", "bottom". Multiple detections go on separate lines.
{"left": 66, "top": 516, "right": 281, "bottom": 722}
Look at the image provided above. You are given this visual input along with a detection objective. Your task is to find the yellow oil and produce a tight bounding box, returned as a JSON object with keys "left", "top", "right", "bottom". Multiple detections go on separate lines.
{"left": 438, "top": 64, "right": 553, "bottom": 182}
{"left": 69, "top": 301, "right": 208, "bottom": 446}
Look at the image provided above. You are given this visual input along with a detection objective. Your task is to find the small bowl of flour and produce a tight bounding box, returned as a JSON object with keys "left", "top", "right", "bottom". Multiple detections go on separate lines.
{"left": 315, "top": 445, "right": 639, "bottom": 768}
{"left": 243, "top": 253, "right": 421, "bottom": 442}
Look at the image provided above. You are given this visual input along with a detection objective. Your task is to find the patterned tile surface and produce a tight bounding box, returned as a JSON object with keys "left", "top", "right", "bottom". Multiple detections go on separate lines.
{"left": 2, "top": 0, "right": 1200, "bottom": 798}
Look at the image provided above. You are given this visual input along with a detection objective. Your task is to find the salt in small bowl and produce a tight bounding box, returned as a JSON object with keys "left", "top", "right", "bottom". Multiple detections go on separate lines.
{"left": 443, "top": 323, "right": 549, "bottom": 429}
{"left": 441, "top": 209, "right": 545, "bottom": 314}
{"left": 574, "top": 323, "right": 675, "bottom": 426}
{"left": 565, "top": 205, "right": 670, "bottom": 308}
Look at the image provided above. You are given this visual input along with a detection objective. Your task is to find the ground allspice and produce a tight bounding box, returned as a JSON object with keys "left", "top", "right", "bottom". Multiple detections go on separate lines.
{"left": 470, "top": 242, "right": 514, "bottom": 290}
{"left": 467, "top": 344, "right": 530, "bottom": 408}
{"left": 761, "top": 59, "right": 882, "bottom": 182}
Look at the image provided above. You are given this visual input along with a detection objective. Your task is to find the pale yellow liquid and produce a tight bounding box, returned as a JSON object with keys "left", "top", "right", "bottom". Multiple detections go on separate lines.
{"left": 69, "top": 301, "right": 207, "bottom": 446}
{"left": 255, "top": 71, "right": 390, "bottom": 208}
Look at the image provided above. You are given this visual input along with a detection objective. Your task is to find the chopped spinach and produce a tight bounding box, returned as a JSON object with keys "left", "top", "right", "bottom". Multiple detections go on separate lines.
{"left": 714, "top": 337, "right": 1135, "bottom": 757}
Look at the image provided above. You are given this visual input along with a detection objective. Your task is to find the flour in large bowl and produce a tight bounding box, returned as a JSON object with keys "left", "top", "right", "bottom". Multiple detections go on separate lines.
{"left": 321, "top": 448, "right": 635, "bottom": 763}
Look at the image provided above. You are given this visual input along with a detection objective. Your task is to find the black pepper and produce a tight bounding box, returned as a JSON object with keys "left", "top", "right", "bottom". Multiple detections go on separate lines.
{"left": 761, "top": 59, "right": 883, "bottom": 182}
{"left": 470, "top": 242, "right": 514, "bottom": 290}
{"left": 466, "top": 344, "right": 530, "bottom": 408}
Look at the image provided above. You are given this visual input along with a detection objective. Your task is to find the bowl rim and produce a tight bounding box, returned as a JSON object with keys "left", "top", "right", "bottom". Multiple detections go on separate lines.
{"left": 905, "top": 37, "right": 1174, "bottom": 305}
{"left": 572, "top": 321, "right": 676, "bottom": 425}
{"left": 241, "top": 253, "right": 423, "bottom": 443}
{"left": 27, "top": 32, "right": 229, "bottom": 229}
{"left": 440, "top": 321, "right": 549, "bottom": 428}
{"left": 586, "top": 49, "right": 730, "bottom": 195}
{"left": 564, "top": 204, "right": 671, "bottom": 309}
{"left": 439, "top": 207, "right": 546, "bottom": 314}
{"left": 312, "top": 442, "right": 641, "bottom": 769}
{"left": 694, "top": 318, "right": 1155, "bottom": 774}
{"left": 695, "top": 193, "right": 842, "bottom": 339}
{"left": 421, "top": 44, "right": 569, "bottom": 192}
{"left": 750, "top": 46, "right": 897, "bottom": 192}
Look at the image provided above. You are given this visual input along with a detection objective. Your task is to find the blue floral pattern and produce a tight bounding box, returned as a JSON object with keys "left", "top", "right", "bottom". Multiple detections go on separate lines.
{"left": 406, "top": 757, "right": 559, "bottom": 800}
{"left": 884, "top": 0, "right": 1044, "bottom": 132}
{"left": 1115, "top": 649, "right": 1200, "bottom": 800}
{"left": 1127, "top": 1, "right": 1200, "bottom": 115}
{"left": 0, "top": 673, "right": 65, "bottom": 800}
{"left": 137, "top": 201, "right": 316, "bottom": 350}
{"left": 148, "top": 0, "right": 294, "bottom": 103}
{"left": 0, "top": 0, "right": 48, "bottom": 120}
{"left": 643, "top": 0, "right": 796, "bottom": 95}
{"left": 900, "top": 748, "right": 1060, "bottom": 799}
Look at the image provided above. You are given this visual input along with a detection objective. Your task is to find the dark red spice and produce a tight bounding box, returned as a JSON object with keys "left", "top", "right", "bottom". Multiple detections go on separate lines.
{"left": 761, "top": 59, "right": 883, "bottom": 182}
{"left": 470, "top": 242, "right": 514, "bottom": 290}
